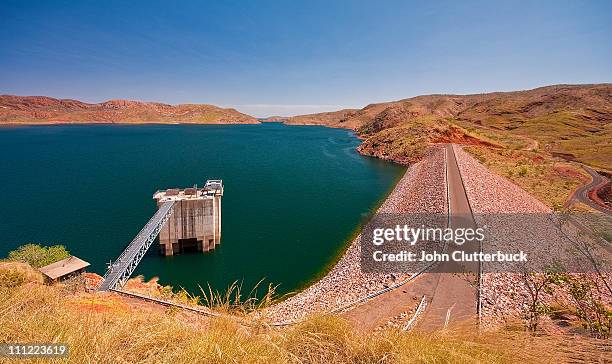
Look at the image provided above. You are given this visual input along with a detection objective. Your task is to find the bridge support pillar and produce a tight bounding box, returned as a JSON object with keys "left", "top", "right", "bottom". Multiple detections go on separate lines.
{"left": 159, "top": 237, "right": 174, "bottom": 256}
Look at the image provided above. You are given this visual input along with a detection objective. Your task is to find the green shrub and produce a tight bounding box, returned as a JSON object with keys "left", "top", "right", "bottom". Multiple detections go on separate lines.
{"left": 7, "top": 243, "right": 70, "bottom": 268}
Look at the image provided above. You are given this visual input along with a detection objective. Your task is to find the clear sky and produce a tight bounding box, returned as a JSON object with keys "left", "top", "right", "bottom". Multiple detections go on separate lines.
{"left": 1, "top": 0, "right": 610, "bottom": 117}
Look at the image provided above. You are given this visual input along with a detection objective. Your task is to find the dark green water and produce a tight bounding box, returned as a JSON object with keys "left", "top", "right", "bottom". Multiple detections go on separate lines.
{"left": 0, "top": 123, "right": 404, "bottom": 296}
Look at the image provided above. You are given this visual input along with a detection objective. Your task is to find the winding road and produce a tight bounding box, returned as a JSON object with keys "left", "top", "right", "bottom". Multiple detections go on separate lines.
{"left": 569, "top": 165, "right": 610, "bottom": 214}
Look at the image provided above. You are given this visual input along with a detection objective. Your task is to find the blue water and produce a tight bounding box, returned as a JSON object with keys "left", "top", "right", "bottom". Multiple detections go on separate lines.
{"left": 0, "top": 123, "right": 404, "bottom": 296}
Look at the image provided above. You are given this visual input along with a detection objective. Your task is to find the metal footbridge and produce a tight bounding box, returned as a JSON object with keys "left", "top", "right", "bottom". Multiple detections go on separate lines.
{"left": 98, "top": 201, "right": 175, "bottom": 291}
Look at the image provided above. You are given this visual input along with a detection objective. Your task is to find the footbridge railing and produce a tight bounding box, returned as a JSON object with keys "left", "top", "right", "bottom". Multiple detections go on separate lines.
{"left": 98, "top": 201, "right": 175, "bottom": 291}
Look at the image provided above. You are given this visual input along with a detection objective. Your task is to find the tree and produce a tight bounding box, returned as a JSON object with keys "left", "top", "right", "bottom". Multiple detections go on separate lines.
{"left": 521, "top": 271, "right": 553, "bottom": 332}
{"left": 7, "top": 244, "right": 70, "bottom": 268}
{"left": 520, "top": 262, "right": 565, "bottom": 332}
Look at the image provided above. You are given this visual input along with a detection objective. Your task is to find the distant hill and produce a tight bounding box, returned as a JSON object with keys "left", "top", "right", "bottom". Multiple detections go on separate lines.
{"left": 259, "top": 116, "right": 288, "bottom": 122}
{"left": 287, "top": 84, "right": 612, "bottom": 169}
{"left": 0, "top": 95, "right": 259, "bottom": 124}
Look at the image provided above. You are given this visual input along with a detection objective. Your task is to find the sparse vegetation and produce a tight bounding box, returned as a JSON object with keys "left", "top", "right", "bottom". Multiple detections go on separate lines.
{"left": 463, "top": 146, "right": 589, "bottom": 210}
{"left": 552, "top": 273, "right": 612, "bottom": 338}
{"left": 517, "top": 165, "right": 529, "bottom": 177}
{"left": 357, "top": 117, "right": 496, "bottom": 164}
{"left": 520, "top": 265, "right": 562, "bottom": 332}
{"left": 519, "top": 256, "right": 611, "bottom": 339}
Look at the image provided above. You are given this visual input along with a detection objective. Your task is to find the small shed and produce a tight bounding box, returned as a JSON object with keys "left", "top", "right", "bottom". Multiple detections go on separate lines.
{"left": 39, "top": 256, "right": 91, "bottom": 283}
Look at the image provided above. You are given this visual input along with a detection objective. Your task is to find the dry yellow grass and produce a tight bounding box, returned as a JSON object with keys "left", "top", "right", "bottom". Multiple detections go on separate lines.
{"left": 1, "top": 265, "right": 608, "bottom": 363}
{"left": 0, "top": 261, "right": 44, "bottom": 288}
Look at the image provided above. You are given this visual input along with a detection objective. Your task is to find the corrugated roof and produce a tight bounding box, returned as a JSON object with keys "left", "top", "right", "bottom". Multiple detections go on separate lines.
{"left": 38, "top": 256, "right": 90, "bottom": 280}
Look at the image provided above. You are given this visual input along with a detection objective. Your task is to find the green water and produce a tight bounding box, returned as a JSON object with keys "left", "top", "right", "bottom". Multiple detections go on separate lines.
{"left": 0, "top": 123, "right": 404, "bottom": 296}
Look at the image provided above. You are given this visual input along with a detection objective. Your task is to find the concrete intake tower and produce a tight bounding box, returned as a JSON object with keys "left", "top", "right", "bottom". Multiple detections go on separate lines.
{"left": 153, "top": 180, "right": 223, "bottom": 256}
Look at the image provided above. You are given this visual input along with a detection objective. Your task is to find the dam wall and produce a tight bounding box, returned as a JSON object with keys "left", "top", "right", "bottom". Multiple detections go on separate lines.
{"left": 153, "top": 180, "right": 223, "bottom": 256}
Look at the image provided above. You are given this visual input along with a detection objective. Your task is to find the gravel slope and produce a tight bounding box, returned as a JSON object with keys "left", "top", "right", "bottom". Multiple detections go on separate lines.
{"left": 453, "top": 146, "right": 610, "bottom": 328}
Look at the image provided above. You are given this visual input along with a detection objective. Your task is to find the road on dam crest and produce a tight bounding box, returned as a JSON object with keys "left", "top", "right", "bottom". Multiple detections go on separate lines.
{"left": 343, "top": 144, "right": 479, "bottom": 331}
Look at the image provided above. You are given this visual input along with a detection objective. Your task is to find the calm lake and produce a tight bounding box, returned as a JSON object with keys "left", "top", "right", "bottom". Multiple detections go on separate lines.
{"left": 0, "top": 123, "right": 404, "bottom": 296}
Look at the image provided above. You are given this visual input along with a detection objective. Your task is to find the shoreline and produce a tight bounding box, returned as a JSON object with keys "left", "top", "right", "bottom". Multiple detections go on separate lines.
{"left": 0, "top": 120, "right": 261, "bottom": 126}
{"left": 0, "top": 119, "right": 372, "bottom": 141}
{"left": 285, "top": 163, "right": 407, "bottom": 302}
{"left": 265, "top": 146, "right": 447, "bottom": 324}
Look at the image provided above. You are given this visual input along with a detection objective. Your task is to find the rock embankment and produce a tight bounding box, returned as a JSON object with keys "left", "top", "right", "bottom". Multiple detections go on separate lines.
{"left": 453, "top": 146, "right": 611, "bottom": 328}
{"left": 266, "top": 146, "right": 447, "bottom": 324}
{"left": 453, "top": 145, "right": 550, "bottom": 215}
{"left": 453, "top": 146, "right": 548, "bottom": 327}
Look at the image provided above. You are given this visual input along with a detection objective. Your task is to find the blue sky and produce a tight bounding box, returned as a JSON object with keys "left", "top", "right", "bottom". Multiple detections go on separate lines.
{"left": 1, "top": 0, "right": 610, "bottom": 117}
